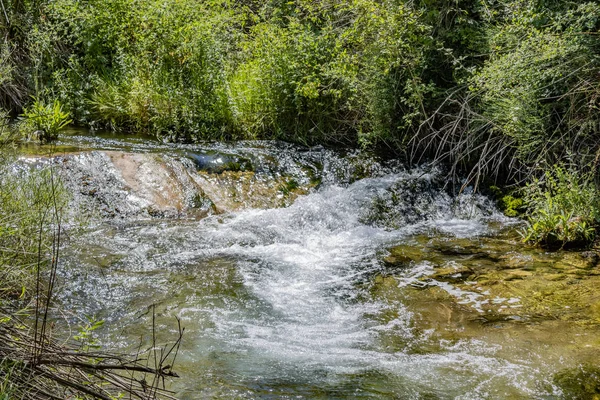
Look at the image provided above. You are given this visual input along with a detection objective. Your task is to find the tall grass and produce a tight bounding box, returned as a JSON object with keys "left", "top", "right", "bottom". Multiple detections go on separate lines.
{"left": 0, "top": 152, "right": 66, "bottom": 299}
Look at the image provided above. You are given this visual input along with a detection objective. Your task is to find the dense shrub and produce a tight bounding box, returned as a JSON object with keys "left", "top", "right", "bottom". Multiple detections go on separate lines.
{"left": 406, "top": 1, "right": 600, "bottom": 186}
{"left": 0, "top": 0, "right": 598, "bottom": 184}
{"left": 521, "top": 165, "right": 600, "bottom": 248}
{"left": 44, "top": 0, "right": 237, "bottom": 141}
{"left": 470, "top": 2, "right": 600, "bottom": 167}
{"left": 229, "top": 1, "right": 431, "bottom": 145}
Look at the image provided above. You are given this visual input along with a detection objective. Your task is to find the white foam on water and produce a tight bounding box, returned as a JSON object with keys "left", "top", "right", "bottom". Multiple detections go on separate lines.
{"left": 59, "top": 169, "right": 549, "bottom": 397}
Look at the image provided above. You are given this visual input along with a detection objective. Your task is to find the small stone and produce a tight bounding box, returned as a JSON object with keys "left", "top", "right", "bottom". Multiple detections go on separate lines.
{"left": 432, "top": 263, "right": 473, "bottom": 283}
{"left": 383, "top": 245, "right": 425, "bottom": 266}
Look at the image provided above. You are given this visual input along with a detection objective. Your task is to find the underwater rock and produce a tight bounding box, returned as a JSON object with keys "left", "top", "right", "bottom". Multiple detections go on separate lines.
{"left": 381, "top": 233, "right": 600, "bottom": 324}
{"left": 187, "top": 151, "right": 253, "bottom": 174}
{"left": 431, "top": 262, "right": 473, "bottom": 283}
{"left": 553, "top": 365, "right": 600, "bottom": 400}
{"left": 555, "top": 251, "right": 600, "bottom": 270}
{"left": 503, "top": 270, "right": 533, "bottom": 281}
{"left": 383, "top": 245, "right": 427, "bottom": 267}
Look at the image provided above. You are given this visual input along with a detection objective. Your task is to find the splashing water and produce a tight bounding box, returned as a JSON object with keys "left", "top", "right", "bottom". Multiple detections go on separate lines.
{"left": 47, "top": 136, "right": 578, "bottom": 399}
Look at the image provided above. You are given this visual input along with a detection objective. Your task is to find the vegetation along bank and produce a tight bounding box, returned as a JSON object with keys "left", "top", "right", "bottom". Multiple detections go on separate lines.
{"left": 0, "top": 0, "right": 599, "bottom": 246}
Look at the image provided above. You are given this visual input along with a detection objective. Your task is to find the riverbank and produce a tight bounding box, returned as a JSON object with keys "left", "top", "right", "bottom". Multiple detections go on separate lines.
{"left": 1, "top": 1, "right": 599, "bottom": 181}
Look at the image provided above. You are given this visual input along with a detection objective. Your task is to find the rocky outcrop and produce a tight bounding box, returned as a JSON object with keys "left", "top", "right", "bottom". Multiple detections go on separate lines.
{"left": 32, "top": 150, "right": 313, "bottom": 220}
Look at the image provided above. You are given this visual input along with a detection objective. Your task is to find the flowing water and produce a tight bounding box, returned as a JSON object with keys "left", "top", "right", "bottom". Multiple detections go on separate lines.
{"left": 22, "top": 131, "right": 600, "bottom": 399}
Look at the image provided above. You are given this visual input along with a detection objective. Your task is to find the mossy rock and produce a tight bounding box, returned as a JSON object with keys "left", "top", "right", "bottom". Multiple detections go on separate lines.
{"left": 382, "top": 244, "right": 427, "bottom": 267}
{"left": 503, "top": 270, "right": 533, "bottom": 281}
{"left": 554, "top": 252, "right": 600, "bottom": 270}
{"left": 431, "top": 263, "right": 473, "bottom": 283}
{"left": 554, "top": 365, "right": 600, "bottom": 399}
{"left": 372, "top": 275, "right": 398, "bottom": 288}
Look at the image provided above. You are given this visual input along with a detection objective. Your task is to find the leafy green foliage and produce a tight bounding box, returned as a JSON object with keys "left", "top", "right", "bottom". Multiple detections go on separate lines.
{"left": 521, "top": 165, "right": 600, "bottom": 248}
{"left": 229, "top": 1, "right": 431, "bottom": 145}
{"left": 46, "top": 0, "right": 236, "bottom": 141}
{"left": 74, "top": 315, "right": 104, "bottom": 352}
{"left": 471, "top": 10, "right": 600, "bottom": 165}
{"left": 0, "top": 110, "right": 17, "bottom": 144}
{"left": 0, "top": 0, "right": 599, "bottom": 186}
{"left": 500, "top": 195, "right": 524, "bottom": 218}
{"left": 21, "top": 98, "right": 71, "bottom": 142}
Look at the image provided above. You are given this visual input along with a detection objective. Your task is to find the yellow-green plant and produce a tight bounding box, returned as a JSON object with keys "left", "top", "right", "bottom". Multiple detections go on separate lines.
{"left": 73, "top": 315, "right": 105, "bottom": 352}
{"left": 500, "top": 195, "right": 524, "bottom": 217}
{"left": 21, "top": 98, "right": 71, "bottom": 143}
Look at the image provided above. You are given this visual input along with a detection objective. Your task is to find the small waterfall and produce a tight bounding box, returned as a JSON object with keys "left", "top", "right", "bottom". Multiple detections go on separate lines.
{"left": 54, "top": 146, "right": 544, "bottom": 398}
{"left": 17, "top": 133, "right": 568, "bottom": 398}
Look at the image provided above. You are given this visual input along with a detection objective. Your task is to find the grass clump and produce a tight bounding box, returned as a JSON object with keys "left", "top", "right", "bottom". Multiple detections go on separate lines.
{"left": 0, "top": 152, "right": 67, "bottom": 299}
{"left": 0, "top": 149, "right": 183, "bottom": 399}
{"left": 520, "top": 164, "right": 600, "bottom": 249}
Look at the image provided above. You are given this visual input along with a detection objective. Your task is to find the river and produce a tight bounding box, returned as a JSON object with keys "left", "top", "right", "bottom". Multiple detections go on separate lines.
{"left": 22, "top": 130, "right": 600, "bottom": 399}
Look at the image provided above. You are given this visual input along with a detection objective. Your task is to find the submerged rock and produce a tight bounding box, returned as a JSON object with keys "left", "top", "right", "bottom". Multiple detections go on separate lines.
{"left": 381, "top": 233, "right": 600, "bottom": 324}
{"left": 190, "top": 170, "right": 309, "bottom": 212}
{"left": 187, "top": 151, "right": 253, "bottom": 174}
{"left": 431, "top": 262, "right": 474, "bottom": 283}
{"left": 553, "top": 365, "right": 600, "bottom": 400}
{"left": 555, "top": 252, "right": 599, "bottom": 270}
{"left": 382, "top": 244, "right": 428, "bottom": 267}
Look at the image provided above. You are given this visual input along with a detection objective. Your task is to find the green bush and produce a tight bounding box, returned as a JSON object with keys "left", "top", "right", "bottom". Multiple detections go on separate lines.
{"left": 409, "top": 1, "right": 600, "bottom": 184}
{"left": 500, "top": 195, "right": 524, "bottom": 218}
{"left": 471, "top": 23, "right": 599, "bottom": 165}
{"left": 47, "top": 0, "right": 236, "bottom": 141}
{"left": 39, "top": 0, "right": 435, "bottom": 144}
{"left": 229, "top": 0, "right": 431, "bottom": 145}
{"left": 521, "top": 165, "right": 600, "bottom": 248}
